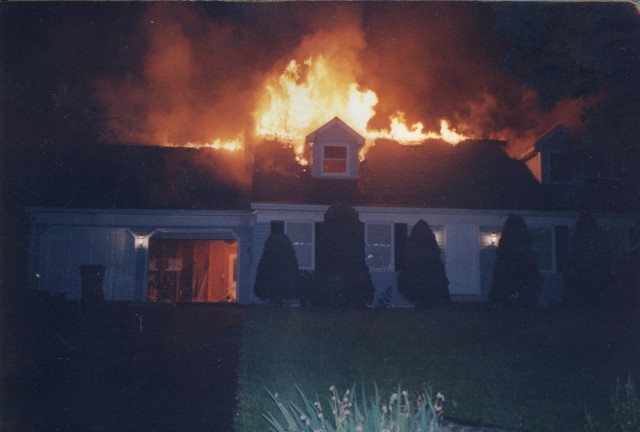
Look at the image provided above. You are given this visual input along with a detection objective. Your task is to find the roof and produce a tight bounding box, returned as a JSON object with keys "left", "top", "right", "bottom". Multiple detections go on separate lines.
{"left": 25, "top": 144, "right": 251, "bottom": 210}
{"left": 25, "top": 135, "right": 632, "bottom": 214}
{"left": 305, "top": 116, "right": 366, "bottom": 147}
{"left": 252, "top": 138, "right": 633, "bottom": 212}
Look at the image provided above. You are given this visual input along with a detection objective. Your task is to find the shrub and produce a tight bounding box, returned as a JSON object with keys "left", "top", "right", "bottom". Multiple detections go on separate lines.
{"left": 254, "top": 232, "right": 300, "bottom": 305}
{"left": 263, "top": 385, "right": 445, "bottom": 432}
{"left": 313, "top": 200, "right": 374, "bottom": 308}
{"left": 490, "top": 213, "right": 542, "bottom": 311}
{"left": 375, "top": 286, "right": 393, "bottom": 308}
{"left": 563, "top": 211, "right": 613, "bottom": 309}
{"left": 397, "top": 220, "right": 449, "bottom": 307}
{"left": 584, "top": 377, "right": 639, "bottom": 432}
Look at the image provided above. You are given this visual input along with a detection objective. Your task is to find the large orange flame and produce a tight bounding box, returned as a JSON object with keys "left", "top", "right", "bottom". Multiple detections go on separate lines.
{"left": 254, "top": 55, "right": 468, "bottom": 163}
{"left": 168, "top": 54, "right": 468, "bottom": 164}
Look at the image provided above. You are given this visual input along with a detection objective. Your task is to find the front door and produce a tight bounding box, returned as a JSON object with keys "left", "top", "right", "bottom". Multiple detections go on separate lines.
{"left": 444, "top": 224, "right": 479, "bottom": 296}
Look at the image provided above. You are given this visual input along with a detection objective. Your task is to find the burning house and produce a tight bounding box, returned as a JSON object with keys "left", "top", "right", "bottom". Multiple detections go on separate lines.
{"left": 20, "top": 3, "right": 638, "bottom": 307}
{"left": 27, "top": 117, "right": 635, "bottom": 306}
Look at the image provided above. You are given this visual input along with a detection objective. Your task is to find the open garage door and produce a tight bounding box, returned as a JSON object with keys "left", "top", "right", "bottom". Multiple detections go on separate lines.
{"left": 147, "top": 238, "right": 238, "bottom": 303}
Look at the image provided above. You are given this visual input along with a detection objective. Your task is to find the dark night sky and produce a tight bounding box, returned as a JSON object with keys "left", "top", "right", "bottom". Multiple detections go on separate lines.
{"left": 1, "top": 2, "right": 639, "bottom": 289}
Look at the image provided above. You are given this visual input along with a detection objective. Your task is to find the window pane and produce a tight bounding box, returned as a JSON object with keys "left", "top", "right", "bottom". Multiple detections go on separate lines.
{"left": 323, "top": 159, "right": 347, "bottom": 173}
{"left": 368, "top": 224, "right": 392, "bottom": 245}
{"left": 295, "top": 245, "right": 313, "bottom": 269}
{"left": 324, "top": 146, "right": 347, "bottom": 159}
{"left": 286, "top": 222, "right": 313, "bottom": 269}
{"left": 287, "top": 222, "right": 312, "bottom": 243}
{"left": 366, "top": 224, "right": 392, "bottom": 270}
{"left": 367, "top": 246, "right": 392, "bottom": 269}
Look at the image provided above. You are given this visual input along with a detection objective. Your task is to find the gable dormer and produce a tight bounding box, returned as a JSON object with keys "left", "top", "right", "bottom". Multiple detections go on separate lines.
{"left": 520, "top": 125, "right": 583, "bottom": 185}
{"left": 305, "top": 117, "right": 366, "bottom": 179}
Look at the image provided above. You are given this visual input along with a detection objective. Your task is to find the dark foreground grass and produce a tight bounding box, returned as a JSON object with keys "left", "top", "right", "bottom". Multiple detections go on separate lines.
{"left": 235, "top": 305, "right": 640, "bottom": 432}
{"left": 3, "top": 301, "right": 245, "bottom": 432}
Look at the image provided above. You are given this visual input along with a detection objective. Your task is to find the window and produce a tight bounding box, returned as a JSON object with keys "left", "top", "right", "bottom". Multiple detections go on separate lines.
{"left": 286, "top": 222, "right": 314, "bottom": 270}
{"left": 323, "top": 145, "right": 347, "bottom": 174}
{"left": 529, "top": 227, "right": 554, "bottom": 272}
{"left": 366, "top": 223, "right": 393, "bottom": 271}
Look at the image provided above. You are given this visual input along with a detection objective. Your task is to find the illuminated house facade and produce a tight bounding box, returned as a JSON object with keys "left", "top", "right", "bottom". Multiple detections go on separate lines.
{"left": 27, "top": 118, "right": 636, "bottom": 306}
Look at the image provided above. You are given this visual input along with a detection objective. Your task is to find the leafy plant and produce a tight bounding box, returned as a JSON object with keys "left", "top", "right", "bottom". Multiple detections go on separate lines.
{"left": 263, "top": 385, "right": 445, "bottom": 432}
{"left": 584, "top": 377, "right": 639, "bottom": 432}
{"left": 375, "top": 286, "right": 393, "bottom": 308}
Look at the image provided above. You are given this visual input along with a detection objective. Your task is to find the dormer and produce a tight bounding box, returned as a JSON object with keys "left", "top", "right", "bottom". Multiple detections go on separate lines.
{"left": 305, "top": 117, "right": 366, "bottom": 179}
{"left": 520, "top": 125, "right": 583, "bottom": 185}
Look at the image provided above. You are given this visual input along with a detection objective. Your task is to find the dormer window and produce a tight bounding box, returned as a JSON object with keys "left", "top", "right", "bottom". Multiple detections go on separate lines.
{"left": 305, "top": 117, "right": 366, "bottom": 180}
{"left": 323, "top": 145, "right": 348, "bottom": 174}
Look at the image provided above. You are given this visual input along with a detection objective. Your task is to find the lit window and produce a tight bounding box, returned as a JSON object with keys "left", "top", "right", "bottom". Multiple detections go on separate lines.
{"left": 529, "top": 227, "right": 554, "bottom": 272}
{"left": 366, "top": 224, "right": 393, "bottom": 271}
{"left": 286, "top": 222, "right": 314, "bottom": 270}
{"left": 323, "top": 145, "right": 347, "bottom": 174}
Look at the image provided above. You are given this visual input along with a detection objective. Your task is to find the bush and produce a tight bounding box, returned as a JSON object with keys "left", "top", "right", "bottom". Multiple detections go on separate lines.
{"left": 313, "top": 200, "right": 374, "bottom": 308}
{"left": 584, "top": 377, "right": 639, "bottom": 432}
{"left": 263, "top": 385, "right": 445, "bottom": 432}
{"left": 254, "top": 232, "right": 300, "bottom": 305}
{"left": 563, "top": 212, "right": 613, "bottom": 309}
{"left": 397, "top": 220, "right": 449, "bottom": 307}
{"left": 490, "top": 213, "right": 542, "bottom": 311}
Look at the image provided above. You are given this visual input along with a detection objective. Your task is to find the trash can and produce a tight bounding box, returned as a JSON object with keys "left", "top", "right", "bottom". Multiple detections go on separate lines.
{"left": 79, "top": 265, "right": 106, "bottom": 302}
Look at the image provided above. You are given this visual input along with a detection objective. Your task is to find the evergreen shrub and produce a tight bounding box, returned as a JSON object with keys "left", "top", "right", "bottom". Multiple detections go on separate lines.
{"left": 397, "top": 220, "right": 450, "bottom": 307}
{"left": 563, "top": 212, "right": 613, "bottom": 309}
{"left": 313, "top": 200, "right": 374, "bottom": 308}
{"left": 490, "top": 213, "right": 542, "bottom": 311}
{"left": 254, "top": 232, "right": 299, "bottom": 305}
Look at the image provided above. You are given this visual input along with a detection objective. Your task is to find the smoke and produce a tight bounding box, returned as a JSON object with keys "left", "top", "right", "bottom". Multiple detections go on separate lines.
{"left": 95, "top": 2, "right": 600, "bottom": 169}
{"left": 95, "top": 4, "right": 262, "bottom": 148}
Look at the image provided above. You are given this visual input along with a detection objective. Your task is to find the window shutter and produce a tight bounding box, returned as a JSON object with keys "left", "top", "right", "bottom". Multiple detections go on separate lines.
{"left": 270, "top": 220, "right": 284, "bottom": 235}
{"left": 554, "top": 226, "right": 569, "bottom": 273}
{"left": 394, "top": 223, "right": 408, "bottom": 271}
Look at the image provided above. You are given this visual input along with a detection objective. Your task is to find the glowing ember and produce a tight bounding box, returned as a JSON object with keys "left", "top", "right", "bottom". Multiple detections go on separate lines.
{"left": 254, "top": 54, "right": 468, "bottom": 163}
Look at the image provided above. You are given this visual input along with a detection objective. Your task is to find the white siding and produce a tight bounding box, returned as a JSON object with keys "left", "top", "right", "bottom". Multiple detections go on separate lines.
{"left": 445, "top": 224, "right": 480, "bottom": 296}
{"left": 40, "top": 227, "right": 136, "bottom": 300}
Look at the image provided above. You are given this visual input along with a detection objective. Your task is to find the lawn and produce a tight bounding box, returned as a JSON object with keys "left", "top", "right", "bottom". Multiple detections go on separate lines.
{"left": 234, "top": 305, "right": 640, "bottom": 432}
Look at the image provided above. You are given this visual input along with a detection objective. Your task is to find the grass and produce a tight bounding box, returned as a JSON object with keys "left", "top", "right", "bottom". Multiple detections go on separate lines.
{"left": 234, "top": 305, "right": 640, "bottom": 432}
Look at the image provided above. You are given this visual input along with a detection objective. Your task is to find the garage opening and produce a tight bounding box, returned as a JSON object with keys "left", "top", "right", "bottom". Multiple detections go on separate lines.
{"left": 147, "top": 238, "right": 238, "bottom": 303}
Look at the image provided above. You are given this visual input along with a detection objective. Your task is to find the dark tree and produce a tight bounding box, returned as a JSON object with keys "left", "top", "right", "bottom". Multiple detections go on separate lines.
{"left": 491, "top": 213, "right": 542, "bottom": 311}
{"left": 254, "top": 232, "right": 299, "bottom": 305}
{"left": 563, "top": 212, "right": 613, "bottom": 309}
{"left": 614, "top": 220, "right": 640, "bottom": 310}
{"left": 397, "top": 220, "right": 449, "bottom": 307}
{"left": 313, "top": 200, "right": 374, "bottom": 307}
{"left": 493, "top": 3, "right": 640, "bottom": 211}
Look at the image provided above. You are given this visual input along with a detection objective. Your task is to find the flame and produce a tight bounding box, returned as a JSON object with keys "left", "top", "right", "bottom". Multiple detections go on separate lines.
{"left": 154, "top": 54, "right": 468, "bottom": 164}
{"left": 254, "top": 55, "right": 468, "bottom": 163}
{"left": 164, "top": 133, "right": 244, "bottom": 151}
